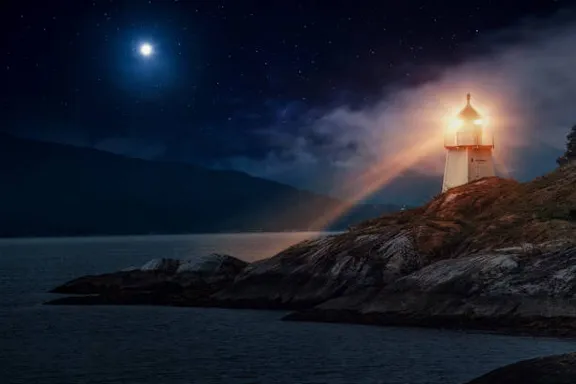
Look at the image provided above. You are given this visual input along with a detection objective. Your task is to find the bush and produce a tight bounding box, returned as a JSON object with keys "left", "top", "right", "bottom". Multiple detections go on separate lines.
{"left": 557, "top": 125, "right": 576, "bottom": 166}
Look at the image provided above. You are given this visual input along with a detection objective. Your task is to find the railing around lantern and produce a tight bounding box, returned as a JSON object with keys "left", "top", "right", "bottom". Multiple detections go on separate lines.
{"left": 444, "top": 129, "right": 494, "bottom": 148}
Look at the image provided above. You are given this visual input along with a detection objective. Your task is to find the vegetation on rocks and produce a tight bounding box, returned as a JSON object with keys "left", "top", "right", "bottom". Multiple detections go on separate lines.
{"left": 557, "top": 124, "right": 576, "bottom": 166}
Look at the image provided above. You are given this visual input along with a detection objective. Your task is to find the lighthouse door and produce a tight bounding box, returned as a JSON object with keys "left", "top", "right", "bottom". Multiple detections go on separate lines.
{"left": 469, "top": 149, "right": 491, "bottom": 181}
{"left": 473, "top": 159, "right": 486, "bottom": 179}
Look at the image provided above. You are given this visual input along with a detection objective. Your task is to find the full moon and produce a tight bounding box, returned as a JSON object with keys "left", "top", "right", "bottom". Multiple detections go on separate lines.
{"left": 139, "top": 43, "right": 153, "bottom": 57}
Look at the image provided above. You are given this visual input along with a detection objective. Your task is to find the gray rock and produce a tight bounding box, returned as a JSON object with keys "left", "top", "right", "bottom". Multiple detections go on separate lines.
{"left": 284, "top": 243, "right": 576, "bottom": 337}
{"left": 213, "top": 229, "right": 423, "bottom": 308}
{"left": 121, "top": 266, "right": 140, "bottom": 272}
{"left": 140, "top": 258, "right": 181, "bottom": 273}
{"left": 47, "top": 254, "right": 248, "bottom": 306}
{"left": 177, "top": 253, "right": 246, "bottom": 275}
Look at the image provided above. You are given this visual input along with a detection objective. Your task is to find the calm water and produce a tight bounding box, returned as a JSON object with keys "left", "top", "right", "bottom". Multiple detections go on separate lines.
{"left": 1, "top": 232, "right": 575, "bottom": 384}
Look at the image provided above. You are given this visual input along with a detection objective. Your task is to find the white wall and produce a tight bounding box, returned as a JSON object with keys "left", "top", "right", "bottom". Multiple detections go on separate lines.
{"left": 442, "top": 148, "right": 470, "bottom": 192}
{"left": 442, "top": 147, "right": 495, "bottom": 192}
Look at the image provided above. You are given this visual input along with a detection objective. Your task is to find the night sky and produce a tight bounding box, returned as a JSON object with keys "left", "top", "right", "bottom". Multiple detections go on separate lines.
{"left": 2, "top": 0, "right": 576, "bottom": 204}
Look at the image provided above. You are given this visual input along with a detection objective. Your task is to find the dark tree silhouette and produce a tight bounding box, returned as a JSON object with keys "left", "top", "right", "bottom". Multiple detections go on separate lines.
{"left": 557, "top": 125, "right": 576, "bottom": 166}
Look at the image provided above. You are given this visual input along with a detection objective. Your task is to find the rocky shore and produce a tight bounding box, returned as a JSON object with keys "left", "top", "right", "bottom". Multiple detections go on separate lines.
{"left": 48, "top": 254, "right": 249, "bottom": 307}
{"left": 47, "top": 241, "right": 576, "bottom": 338}
{"left": 46, "top": 166, "right": 576, "bottom": 382}
{"left": 47, "top": 166, "right": 576, "bottom": 339}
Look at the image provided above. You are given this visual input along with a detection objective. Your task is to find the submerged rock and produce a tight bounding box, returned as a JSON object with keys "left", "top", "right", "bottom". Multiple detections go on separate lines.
{"left": 465, "top": 352, "right": 576, "bottom": 384}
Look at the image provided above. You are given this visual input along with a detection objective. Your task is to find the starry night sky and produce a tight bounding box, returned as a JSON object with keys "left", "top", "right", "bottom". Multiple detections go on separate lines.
{"left": 1, "top": 0, "right": 576, "bottom": 203}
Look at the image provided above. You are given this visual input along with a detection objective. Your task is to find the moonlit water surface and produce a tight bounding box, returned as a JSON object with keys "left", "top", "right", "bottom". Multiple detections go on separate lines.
{"left": 1, "top": 233, "right": 575, "bottom": 384}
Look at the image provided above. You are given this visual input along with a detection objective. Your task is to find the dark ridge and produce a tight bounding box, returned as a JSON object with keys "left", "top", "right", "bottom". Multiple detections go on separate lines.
{"left": 0, "top": 133, "right": 399, "bottom": 237}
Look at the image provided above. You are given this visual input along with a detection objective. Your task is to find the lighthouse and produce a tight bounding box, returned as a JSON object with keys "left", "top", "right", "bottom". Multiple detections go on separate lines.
{"left": 442, "top": 93, "right": 495, "bottom": 192}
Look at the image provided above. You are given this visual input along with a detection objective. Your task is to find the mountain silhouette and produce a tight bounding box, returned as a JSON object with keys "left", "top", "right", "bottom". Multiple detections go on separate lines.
{"left": 0, "top": 133, "right": 398, "bottom": 237}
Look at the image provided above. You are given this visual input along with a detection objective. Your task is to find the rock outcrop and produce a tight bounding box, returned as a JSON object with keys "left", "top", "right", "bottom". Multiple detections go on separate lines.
{"left": 47, "top": 254, "right": 248, "bottom": 306}
{"left": 213, "top": 167, "right": 576, "bottom": 336}
{"left": 46, "top": 165, "right": 576, "bottom": 337}
{"left": 284, "top": 243, "right": 576, "bottom": 337}
{"left": 212, "top": 229, "right": 423, "bottom": 309}
{"left": 465, "top": 352, "right": 576, "bottom": 384}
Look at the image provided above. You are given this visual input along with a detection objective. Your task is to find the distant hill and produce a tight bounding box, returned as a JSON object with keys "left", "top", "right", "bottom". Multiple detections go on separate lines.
{"left": 0, "top": 133, "right": 399, "bottom": 237}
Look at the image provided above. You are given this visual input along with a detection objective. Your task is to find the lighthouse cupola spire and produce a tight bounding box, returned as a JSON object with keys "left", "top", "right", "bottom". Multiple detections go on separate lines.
{"left": 441, "top": 93, "right": 496, "bottom": 192}
{"left": 457, "top": 93, "right": 482, "bottom": 121}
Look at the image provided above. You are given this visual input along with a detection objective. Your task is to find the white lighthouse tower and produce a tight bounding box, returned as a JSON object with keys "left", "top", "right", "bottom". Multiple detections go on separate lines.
{"left": 442, "top": 93, "right": 495, "bottom": 192}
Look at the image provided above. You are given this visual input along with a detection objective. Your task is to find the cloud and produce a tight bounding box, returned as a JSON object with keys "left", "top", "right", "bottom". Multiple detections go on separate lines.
{"left": 224, "top": 7, "right": 576, "bottom": 203}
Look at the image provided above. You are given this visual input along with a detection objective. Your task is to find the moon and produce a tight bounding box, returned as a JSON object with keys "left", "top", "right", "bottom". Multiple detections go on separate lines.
{"left": 139, "top": 43, "right": 153, "bottom": 57}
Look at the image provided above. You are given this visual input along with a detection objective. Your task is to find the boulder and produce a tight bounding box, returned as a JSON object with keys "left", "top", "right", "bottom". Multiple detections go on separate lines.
{"left": 140, "top": 258, "right": 181, "bottom": 273}
{"left": 465, "top": 352, "right": 576, "bottom": 384}
{"left": 176, "top": 253, "right": 246, "bottom": 277}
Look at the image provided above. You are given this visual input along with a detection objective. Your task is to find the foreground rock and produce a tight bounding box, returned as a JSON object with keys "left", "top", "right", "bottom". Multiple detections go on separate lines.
{"left": 465, "top": 352, "right": 576, "bottom": 384}
{"left": 47, "top": 166, "right": 576, "bottom": 337}
{"left": 283, "top": 243, "right": 576, "bottom": 337}
{"left": 47, "top": 254, "right": 248, "bottom": 306}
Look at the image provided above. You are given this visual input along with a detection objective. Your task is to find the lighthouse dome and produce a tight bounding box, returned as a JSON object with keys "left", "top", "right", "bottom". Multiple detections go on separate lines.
{"left": 458, "top": 93, "right": 482, "bottom": 120}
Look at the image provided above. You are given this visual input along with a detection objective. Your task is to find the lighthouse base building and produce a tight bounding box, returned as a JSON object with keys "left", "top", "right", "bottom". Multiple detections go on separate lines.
{"left": 442, "top": 146, "right": 495, "bottom": 192}
{"left": 442, "top": 94, "right": 495, "bottom": 193}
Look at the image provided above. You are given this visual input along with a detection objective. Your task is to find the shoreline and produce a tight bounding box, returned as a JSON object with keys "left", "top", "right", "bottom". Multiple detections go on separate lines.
{"left": 45, "top": 293, "right": 576, "bottom": 340}
{"left": 283, "top": 309, "right": 576, "bottom": 340}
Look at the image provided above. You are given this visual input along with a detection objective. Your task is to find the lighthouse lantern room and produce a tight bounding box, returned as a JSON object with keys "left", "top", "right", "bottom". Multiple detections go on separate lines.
{"left": 442, "top": 93, "right": 495, "bottom": 193}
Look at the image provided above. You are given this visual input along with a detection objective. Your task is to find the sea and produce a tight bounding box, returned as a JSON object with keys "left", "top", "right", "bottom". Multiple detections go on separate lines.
{"left": 1, "top": 232, "right": 575, "bottom": 384}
